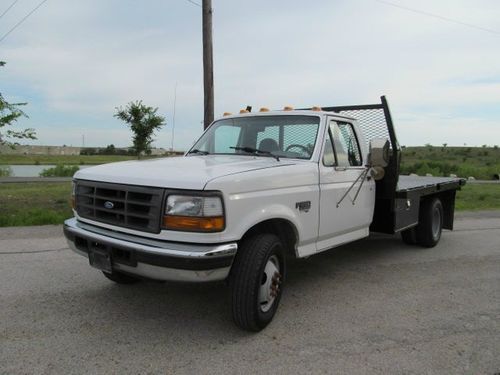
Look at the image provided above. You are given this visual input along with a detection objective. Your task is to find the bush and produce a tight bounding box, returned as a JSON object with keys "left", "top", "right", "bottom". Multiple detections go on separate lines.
{"left": 39, "top": 165, "right": 79, "bottom": 177}
{"left": 0, "top": 166, "right": 12, "bottom": 177}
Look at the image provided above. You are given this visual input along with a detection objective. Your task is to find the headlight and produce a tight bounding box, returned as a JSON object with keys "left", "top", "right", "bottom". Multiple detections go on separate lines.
{"left": 163, "top": 194, "right": 225, "bottom": 232}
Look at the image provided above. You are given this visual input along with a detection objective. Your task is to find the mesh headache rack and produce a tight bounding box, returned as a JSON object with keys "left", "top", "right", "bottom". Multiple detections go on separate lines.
{"left": 304, "top": 96, "right": 401, "bottom": 200}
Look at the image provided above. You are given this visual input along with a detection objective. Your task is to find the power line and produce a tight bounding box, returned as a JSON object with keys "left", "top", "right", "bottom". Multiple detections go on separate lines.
{"left": 374, "top": 0, "right": 500, "bottom": 36}
{"left": 183, "top": 0, "right": 201, "bottom": 7}
{"left": 0, "top": 0, "right": 20, "bottom": 20}
{"left": 0, "top": 0, "right": 49, "bottom": 44}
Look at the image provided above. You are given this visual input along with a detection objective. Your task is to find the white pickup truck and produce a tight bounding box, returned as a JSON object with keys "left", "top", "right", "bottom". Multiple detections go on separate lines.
{"left": 64, "top": 96, "right": 465, "bottom": 331}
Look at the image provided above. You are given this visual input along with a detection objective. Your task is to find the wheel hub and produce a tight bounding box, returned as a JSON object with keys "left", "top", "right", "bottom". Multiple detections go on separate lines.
{"left": 432, "top": 206, "right": 441, "bottom": 238}
{"left": 259, "top": 255, "right": 281, "bottom": 312}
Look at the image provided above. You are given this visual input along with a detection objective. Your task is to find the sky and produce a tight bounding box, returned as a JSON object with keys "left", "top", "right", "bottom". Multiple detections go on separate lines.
{"left": 1, "top": 0, "right": 499, "bottom": 150}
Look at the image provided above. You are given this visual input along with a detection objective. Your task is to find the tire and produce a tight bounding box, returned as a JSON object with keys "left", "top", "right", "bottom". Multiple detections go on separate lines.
{"left": 401, "top": 227, "right": 417, "bottom": 245}
{"left": 416, "top": 197, "right": 443, "bottom": 248}
{"left": 102, "top": 270, "right": 141, "bottom": 284}
{"left": 230, "top": 233, "right": 285, "bottom": 332}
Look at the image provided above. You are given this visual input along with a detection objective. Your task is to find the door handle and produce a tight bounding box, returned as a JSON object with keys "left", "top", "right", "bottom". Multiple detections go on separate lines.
{"left": 335, "top": 167, "right": 347, "bottom": 171}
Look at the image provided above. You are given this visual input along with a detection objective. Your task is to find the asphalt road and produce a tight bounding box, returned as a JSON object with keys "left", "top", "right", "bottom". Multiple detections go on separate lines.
{"left": 1, "top": 212, "right": 499, "bottom": 374}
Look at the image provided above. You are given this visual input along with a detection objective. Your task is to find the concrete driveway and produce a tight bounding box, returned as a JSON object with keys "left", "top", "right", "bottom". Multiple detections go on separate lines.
{"left": 1, "top": 212, "right": 499, "bottom": 374}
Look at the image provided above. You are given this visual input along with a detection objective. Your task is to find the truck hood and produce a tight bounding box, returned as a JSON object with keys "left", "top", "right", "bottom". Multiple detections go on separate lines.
{"left": 74, "top": 155, "right": 296, "bottom": 190}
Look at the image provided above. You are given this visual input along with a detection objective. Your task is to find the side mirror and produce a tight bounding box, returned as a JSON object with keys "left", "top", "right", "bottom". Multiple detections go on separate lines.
{"left": 368, "top": 138, "right": 390, "bottom": 180}
{"left": 369, "top": 138, "right": 390, "bottom": 167}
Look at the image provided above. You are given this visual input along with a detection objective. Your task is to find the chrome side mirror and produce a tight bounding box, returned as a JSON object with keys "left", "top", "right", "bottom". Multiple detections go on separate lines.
{"left": 368, "top": 138, "right": 390, "bottom": 180}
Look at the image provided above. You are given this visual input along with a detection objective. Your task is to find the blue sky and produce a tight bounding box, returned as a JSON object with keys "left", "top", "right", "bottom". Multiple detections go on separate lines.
{"left": 1, "top": 0, "right": 499, "bottom": 149}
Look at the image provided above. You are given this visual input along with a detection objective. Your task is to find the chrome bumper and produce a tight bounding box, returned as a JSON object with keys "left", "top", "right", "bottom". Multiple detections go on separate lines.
{"left": 63, "top": 217, "right": 237, "bottom": 282}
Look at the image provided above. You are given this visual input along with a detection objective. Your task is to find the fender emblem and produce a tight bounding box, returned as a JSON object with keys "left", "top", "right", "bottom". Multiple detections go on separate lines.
{"left": 295, "top": 201, "right": 311, "bottom": 213}
{"left": 104, "top": 201, "right": 114, "bottom": 209}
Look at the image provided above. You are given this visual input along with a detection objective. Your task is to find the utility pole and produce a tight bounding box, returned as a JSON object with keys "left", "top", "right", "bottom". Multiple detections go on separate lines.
{"left": 202, "top": 0, "right": 214, "bottom": 130}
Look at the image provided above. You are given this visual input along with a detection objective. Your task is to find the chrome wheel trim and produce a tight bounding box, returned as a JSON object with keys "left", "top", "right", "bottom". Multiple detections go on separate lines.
{"left": 432, "top": 206, "right": 441, "bottom": 239}
{"left": 259, "top": 255, "right": 281, "bottom": 313}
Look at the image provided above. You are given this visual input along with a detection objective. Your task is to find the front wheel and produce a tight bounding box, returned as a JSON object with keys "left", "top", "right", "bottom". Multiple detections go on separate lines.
{"left": 230, "top": 234, "right": 285, "bottom": 331}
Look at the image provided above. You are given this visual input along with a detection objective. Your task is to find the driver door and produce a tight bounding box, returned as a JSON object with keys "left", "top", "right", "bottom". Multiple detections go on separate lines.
{"left": 317, "top": 119, "right": 375, "bottom": 252}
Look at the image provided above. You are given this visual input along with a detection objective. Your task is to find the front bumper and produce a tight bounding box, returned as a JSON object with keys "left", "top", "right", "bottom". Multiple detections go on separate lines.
{"left": 63, "top": 217, "right": 237, "bottom": 282}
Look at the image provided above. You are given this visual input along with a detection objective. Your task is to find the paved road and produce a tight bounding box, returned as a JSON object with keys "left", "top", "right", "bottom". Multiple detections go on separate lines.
{"left": 1, "top": 212, "right": 499, "bottom": 374}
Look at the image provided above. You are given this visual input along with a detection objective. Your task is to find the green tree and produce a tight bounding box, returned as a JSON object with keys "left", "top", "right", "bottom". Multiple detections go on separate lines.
{"left": 0, "top": 62, "right": 36, "bottom": 148}
{"left": 114, "top": 101, "right": 166, "bottom": 157}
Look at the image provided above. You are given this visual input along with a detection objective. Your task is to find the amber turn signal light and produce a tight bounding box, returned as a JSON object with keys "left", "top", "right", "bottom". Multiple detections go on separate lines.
{"left": 163, "top": 215, "right": 225, "bottom": 232}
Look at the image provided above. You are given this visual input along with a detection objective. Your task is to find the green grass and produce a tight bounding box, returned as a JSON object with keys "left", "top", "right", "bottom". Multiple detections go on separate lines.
{"left": 0, "top": 181, "right": 498, "bottom": 227}
{"left": 39, "top": 165, "right": 80, "bottom": 177}
{"left": 0, "top": 182, "right": 73, "bottom": 226}
{"left": 401, "top": 146, "right": 500, "bottom": 180}
{"left": 0, "top": 165, "right": 12, "bottom": 177}
{"left": 455, "top": 183, "right": 500, "bottom": 211}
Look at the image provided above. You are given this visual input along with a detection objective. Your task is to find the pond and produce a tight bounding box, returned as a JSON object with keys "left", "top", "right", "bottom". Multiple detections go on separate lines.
{"left": 5, "top": 165, "right": 91, "bottom": 177}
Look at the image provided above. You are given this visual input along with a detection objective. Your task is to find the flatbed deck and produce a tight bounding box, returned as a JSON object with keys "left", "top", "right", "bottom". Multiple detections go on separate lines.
{"left": 396, "top": 175, "right": 466, "bottom": 198}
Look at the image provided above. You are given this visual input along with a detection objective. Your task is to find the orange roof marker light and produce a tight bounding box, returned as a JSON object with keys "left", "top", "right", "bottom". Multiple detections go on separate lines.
{"left": 239, "top": 109, "right": 249, "bottom": 114}
{"left": 311, "top": 106, "right": 322, "bottom": 111}
{"left": 283, "top": 106, "right": 294, "bottom": 111}
{"left": 223, "top": 112, "right": 232, "bottom": 116}
{"left": 259, "top": 107, "right": 270, "bottom": 112}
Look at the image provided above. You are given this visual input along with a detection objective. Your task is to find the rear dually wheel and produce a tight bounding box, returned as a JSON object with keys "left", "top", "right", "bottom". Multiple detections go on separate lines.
{"left": 415, "top": 197, "right": 443, "bottom": 248}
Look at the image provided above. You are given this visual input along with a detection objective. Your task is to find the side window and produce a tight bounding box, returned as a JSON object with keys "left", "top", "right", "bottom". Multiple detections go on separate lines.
{"left": 332, "top": 122, "right": 362, "bottom": 167}
{"left": 322, "top": 129, "right": 335, "bottom": 167}
{"left": 214, "top": 125, "right": 241, "bottom": 153}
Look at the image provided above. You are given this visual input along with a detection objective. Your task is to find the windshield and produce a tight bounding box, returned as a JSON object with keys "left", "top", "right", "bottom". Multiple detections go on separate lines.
{"left": 189, "top": 115, "right": 320, "bottom": 160}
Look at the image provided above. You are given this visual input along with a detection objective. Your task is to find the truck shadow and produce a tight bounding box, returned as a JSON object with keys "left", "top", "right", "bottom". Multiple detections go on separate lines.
{"left": 71, "top": 233, "right": 425, "bottom": 340}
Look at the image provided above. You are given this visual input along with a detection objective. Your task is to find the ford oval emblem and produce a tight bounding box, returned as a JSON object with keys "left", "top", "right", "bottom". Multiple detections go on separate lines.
{"left": 104, "top": 201, "right": 114, "bottom": 209}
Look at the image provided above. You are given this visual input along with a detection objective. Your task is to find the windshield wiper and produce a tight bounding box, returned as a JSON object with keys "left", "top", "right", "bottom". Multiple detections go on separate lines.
{"left": 188, "top": 149, "right": 210, "bottom": 155}
{"left": 230, "top": 146, "right": 280, "bottom": 161}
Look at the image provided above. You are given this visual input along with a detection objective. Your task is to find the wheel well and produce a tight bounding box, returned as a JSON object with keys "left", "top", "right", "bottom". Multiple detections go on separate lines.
{"left": 241, "top": 219, "right": 298, "bottom": 258}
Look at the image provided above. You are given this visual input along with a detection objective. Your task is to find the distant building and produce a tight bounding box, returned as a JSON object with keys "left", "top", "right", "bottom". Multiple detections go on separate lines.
{"left": 0, "top": 145, "right": 173, "bottom": 156}
{"left": 0, "top": 145, "right": 81, "bottom": 155}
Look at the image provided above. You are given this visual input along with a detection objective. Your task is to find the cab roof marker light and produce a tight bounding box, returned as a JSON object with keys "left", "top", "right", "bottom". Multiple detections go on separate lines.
{"left": 283, "top": 106, "right": 294, "bottom": 111}
{"left": 311, "top": 106, "right": 322, "bottom": 111}
{"left": 239, "top": 109, "right": 249, "bottom": 114}
{"left": 223, "top": 112, "right": 232, "bottom": 116}
{"left": 259, "top": 107, "right": 270, "bottom": 112}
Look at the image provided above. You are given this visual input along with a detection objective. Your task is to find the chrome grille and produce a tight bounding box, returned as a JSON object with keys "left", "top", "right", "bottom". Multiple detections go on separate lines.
{"left": 75, "top": 180, "right": 164, "bottom": 233}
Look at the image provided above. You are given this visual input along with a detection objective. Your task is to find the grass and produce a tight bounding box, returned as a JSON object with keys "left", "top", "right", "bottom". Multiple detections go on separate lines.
{"left": 0, "top": 165, "right": 12, "bottom": 177}
{"left": 455, "top": 183, "right": 500, "bottom": 211}
{"left": 401, "top": 146, "right": 500, "bottom": 180}
{"left": 0, "top": 181, "right": 498, "bottom": 227}
{"left": 39, "top": 165, "right": 80, "bottom": 177}
{"left": 0, "top": 182, "right": 73, "bottom": 227}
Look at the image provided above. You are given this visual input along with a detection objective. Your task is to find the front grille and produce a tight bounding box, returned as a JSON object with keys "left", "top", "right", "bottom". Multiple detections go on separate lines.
{"left": 75, "top": 180, "right": 164, "bottom": 233}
